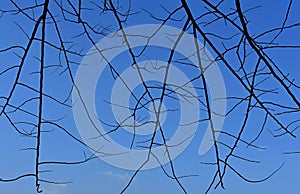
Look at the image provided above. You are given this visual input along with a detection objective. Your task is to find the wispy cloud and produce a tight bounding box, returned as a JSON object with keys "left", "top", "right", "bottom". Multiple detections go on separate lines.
{"left": 43, "top": 184, "right": 67, "bottom": 194}
{"left": 97, "top": 171, "right": 131, "bottom": 181}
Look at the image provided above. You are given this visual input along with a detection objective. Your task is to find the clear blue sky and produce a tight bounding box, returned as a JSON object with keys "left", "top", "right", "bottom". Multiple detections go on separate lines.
{"left": 0, "top": 1, "right": 300, "bottom": 194}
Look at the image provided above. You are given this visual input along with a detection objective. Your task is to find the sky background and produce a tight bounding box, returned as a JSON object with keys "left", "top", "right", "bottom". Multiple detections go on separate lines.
{"left": 0, "top": 0, "right": 300, "bottom": 194}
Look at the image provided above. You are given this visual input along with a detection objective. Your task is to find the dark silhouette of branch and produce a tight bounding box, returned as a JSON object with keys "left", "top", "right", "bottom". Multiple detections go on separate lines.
{"left": 0, "top": 0, "right": 299, "bottom": 193}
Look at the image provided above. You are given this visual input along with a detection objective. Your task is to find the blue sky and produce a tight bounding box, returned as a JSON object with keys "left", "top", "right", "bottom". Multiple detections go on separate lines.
{"left": 0, "top": 0, "right": 300, "bottom": 194}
